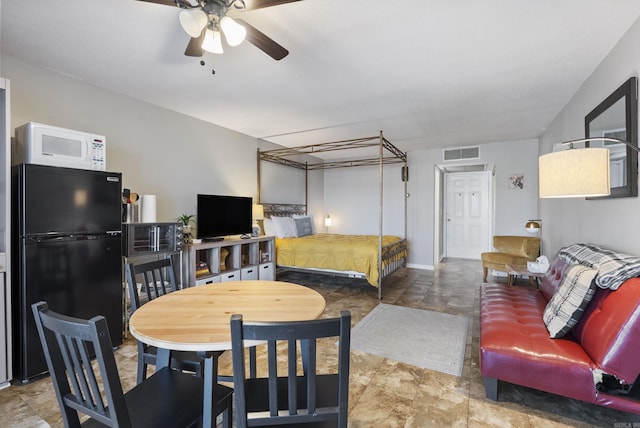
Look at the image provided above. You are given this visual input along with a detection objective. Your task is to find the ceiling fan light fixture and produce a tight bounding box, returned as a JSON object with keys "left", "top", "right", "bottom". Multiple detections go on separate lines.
{"left": 220, "top": 16, "right": 246, "bottom": 46}
{"left": 179, "top": 8, "right": 208, "bottom": 38}
{"left": 202, "top": 29, "right": 224, "bottom": 54}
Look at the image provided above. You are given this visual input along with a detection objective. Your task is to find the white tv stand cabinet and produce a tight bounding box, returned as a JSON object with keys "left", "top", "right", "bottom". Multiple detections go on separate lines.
{"left": 185, "top": 235, "right": 275, "bottom": 286}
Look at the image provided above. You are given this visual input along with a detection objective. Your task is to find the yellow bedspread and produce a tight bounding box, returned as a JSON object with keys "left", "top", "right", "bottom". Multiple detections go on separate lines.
{"left": 276, "top": 234, "right": 404, "bottom": 286}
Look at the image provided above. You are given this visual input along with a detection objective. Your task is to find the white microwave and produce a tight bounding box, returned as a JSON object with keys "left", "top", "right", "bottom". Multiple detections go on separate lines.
{"left": 13, "top": 122, "right": 106, "bottom": 171}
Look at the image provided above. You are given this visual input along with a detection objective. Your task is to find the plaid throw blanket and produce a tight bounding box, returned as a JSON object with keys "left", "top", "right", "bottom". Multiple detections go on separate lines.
{"left": 559, "top": 243, "right": 640, "bottom": 290}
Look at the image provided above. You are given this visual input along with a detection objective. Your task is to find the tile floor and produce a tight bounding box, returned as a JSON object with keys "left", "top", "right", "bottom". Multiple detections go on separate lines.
{"left": 1, "top": 258, "right": 639, "bottom": 427}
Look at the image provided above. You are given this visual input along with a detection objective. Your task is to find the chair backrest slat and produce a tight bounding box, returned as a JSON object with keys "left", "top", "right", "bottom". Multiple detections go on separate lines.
{"left": 267, "top": 339, "right": 279, "bottom": 417}
{"left": 304, "top": 338, "right": 317, "bottom": 414}
{"left": 287, "top": 338, "right": 297, "bottom": 415}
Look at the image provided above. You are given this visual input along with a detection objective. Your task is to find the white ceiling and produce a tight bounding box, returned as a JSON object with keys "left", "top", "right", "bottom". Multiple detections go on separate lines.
{"left": 2, "top": 0, "right": 640, "bottom": 159}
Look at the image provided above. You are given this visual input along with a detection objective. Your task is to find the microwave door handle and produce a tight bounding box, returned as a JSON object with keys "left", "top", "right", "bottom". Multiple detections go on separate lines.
{"left": 80, "top": 136, "right": 90, "bottom": 160}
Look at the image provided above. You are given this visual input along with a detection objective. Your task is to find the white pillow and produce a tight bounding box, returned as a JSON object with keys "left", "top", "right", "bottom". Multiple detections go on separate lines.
{"left": 271, "top": 216, "right": 297, "bottom": 238}
{"left": 292, "top": 214, "right": 315, "bottom": 234}
{"left": 263, "top": 218, "right": 275, "bottom": 236}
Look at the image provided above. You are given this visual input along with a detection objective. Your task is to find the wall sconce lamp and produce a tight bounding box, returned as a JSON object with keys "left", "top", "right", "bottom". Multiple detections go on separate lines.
{"left": 525, "top": 219, "right": 541, "bottom": 236}
{"left": 539, "top": 137, "right": 640, "bottom": 198}
{"left": 324, "top": 214, "right": 332, "bottom": 233}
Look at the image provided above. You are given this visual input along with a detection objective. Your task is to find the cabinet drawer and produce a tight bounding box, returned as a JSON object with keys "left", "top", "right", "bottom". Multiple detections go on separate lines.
{"left": 196, "top": 275, "right": 220, "bottom": 286}
{"left": 220, "top": 270, "right": 240, "bottom": 282}
{"left": 258, "top": 263, "right": 275, "bottom": 281}
{"left": 241, "top": 266, "right": 258, "bottom": 280}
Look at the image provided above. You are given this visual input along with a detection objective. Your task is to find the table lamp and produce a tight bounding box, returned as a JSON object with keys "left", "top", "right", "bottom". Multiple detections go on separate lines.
{"left": 252, "top": 204, "right": 264, "bottom": 237}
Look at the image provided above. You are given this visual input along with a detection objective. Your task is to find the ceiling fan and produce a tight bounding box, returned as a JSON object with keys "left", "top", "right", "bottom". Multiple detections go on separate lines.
{"left": 138, "top": 0, "right": 301, "bottom": 60}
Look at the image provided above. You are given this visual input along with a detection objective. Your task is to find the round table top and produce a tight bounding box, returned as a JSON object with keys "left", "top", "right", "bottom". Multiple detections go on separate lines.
{"left": 129, "top": 280, "right": 326, "bottom": 352}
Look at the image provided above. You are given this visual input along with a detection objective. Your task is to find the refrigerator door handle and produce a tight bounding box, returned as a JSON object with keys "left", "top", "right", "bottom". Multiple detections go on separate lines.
{"left": 26, "top": 235, "right": 70, "bottom": 243}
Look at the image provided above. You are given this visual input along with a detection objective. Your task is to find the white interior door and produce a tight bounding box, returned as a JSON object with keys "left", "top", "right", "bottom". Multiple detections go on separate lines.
{"left": 445, "top": 171, "right": 491, "bottom": 259}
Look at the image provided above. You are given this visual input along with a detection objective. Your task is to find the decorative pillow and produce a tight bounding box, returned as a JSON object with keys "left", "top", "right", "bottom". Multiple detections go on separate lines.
{"left": 294, "top": 217, "right": 314, "bottom": 237}
{"left": 271, "top": 216, "right": 297, "bottom": 238}
{"left": 543, "top": 264, "right": 598, "bottom": 338}
{"left": 293, "top": 214, "right": 315, "bottom": 234}
{"left": 263, "top": 218, "right": 275, "bottom": 236}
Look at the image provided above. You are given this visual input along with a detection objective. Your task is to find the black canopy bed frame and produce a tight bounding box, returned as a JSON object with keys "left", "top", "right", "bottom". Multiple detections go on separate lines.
{"left": 257, "top": 131, "right": 408, "bottom": 299}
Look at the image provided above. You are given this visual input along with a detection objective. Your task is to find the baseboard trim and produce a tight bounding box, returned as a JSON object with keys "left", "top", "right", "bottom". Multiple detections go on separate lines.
{"left": 407, "top": 263, "right": 434, "bottom": 271}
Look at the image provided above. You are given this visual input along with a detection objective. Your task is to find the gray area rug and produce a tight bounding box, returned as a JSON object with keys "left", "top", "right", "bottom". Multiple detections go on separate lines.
{"left": 351, "top": 304, "right": 469, "bottom": 376}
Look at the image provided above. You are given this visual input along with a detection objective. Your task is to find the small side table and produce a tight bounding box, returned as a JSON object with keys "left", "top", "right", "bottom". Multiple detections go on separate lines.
{"left": 505, "top": 264, "right": 546, "bottom": 287}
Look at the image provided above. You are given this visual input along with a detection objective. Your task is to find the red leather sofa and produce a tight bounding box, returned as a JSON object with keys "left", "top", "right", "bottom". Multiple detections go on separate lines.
{"left": 480, "top": 255, "right": 640, "bottom": 414}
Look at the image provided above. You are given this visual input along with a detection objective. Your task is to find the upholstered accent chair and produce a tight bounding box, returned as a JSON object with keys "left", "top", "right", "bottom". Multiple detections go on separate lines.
{"left": 481, "top": 236, "right": 541, "bottom": 282}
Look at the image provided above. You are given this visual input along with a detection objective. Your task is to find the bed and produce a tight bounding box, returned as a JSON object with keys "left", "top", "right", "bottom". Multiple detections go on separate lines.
{"left": 258, "top": 132, "right": 408, "bottom": 299}
{"left": 277, "top": 234, "right": 407, "bottom": 286}
{"left": 263, "top": 212, "right": 407, "bottom": 288}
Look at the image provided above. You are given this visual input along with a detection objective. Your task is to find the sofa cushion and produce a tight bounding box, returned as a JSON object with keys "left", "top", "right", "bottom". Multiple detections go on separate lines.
{"left": 480, "top": 283, "right": 597, "bottom": 403}
{"left": 538, "top": 255, "right": 569, "bottom": 302}
{"left": 572, "top": 277, "right": 640, "bottom": 383}
{"left": 543, "top": 265, "right": 598, "bottom": 338}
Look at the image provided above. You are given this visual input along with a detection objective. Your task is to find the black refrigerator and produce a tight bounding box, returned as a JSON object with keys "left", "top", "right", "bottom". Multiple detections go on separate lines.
{"left": 12, "top": 163, "right": 123, "bottom": 383}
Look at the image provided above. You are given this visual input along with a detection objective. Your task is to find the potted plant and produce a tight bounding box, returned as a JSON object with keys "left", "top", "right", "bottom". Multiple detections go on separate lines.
{"left": 176, "top": 214, "right": 195, "bottom": 241}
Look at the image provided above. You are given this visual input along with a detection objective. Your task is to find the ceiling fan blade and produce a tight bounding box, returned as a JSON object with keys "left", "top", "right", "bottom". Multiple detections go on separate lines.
{"left": 136, "top": 0, "right": 179, "bottom": 6}
{"left": 184, "top": 28, "right": 205, "bottom": 57}
{"left": 241, "top": 0, "right": 302, "bottom": 11}
{"left": 235, "top": 18, "right": 289, "bottom": 60}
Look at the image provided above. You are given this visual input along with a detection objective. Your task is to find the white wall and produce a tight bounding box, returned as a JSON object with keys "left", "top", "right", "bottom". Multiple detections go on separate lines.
{"left": 482, "top": 140, "right": 540, "bottom": 235}
{"left": 1, "top": 54, "right": 259, "bottom": 227}
{"left": 257, "top": 138, "right": 325, "bottom": 230}
{"left": 323, "top": 163, "right": 405, "bottom": 236}
{"left": 540, "top": 16, "right": 640, "bottom": 258}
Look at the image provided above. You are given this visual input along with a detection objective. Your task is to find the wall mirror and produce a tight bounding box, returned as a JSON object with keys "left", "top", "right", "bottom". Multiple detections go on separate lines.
{"left": 585, "top": 76, "right": 638, "bottom": 199}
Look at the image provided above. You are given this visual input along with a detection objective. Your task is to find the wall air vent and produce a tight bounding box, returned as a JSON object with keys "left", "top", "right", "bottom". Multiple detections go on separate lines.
{"left": 443, "top": 146, "right": 480, "bottom": 161}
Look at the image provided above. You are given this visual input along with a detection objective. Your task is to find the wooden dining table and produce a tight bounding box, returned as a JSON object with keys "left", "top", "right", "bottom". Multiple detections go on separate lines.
{"left": 128, "top": 280, "right": 326, "bottom": 428}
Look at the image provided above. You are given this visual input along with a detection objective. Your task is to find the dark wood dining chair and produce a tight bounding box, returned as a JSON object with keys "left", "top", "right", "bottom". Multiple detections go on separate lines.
{"left": 126, "top": 257, "right": 256, "bottom": 384}
{"left": 32, "top": 301, "right": 234, "bottom": 428}
{"left": 125, "top": 258, "right": 204, "bottom": 384}
{"left": 230, "top": 311, "right": 351, "bottom": 428}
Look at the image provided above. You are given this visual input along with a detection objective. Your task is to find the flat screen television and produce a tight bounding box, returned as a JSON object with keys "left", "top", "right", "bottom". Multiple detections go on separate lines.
{"left": 197, "top": 194, "right": 252, "bottom": 240}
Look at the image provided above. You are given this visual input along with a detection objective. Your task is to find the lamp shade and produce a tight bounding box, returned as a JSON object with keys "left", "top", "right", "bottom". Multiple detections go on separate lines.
{"left": 525, "top": 220, "right": 541, "bottom": 234}
{"left": 220, "top": 16, "right": 246, "bottom": 46}
{"left": 324, "top": 215, "right": 332, "bottom": 227}
{"left": 252, "top": 204, "right": 264, "bottom": 220}
{"left": 538, "top": 148, "right": 610, "bottom": 198}
{"left": 202, "top": 29, "right": 224, "bottom": 54}
{"left": 179, "top": 9, "right": 208, "bottom": 38}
